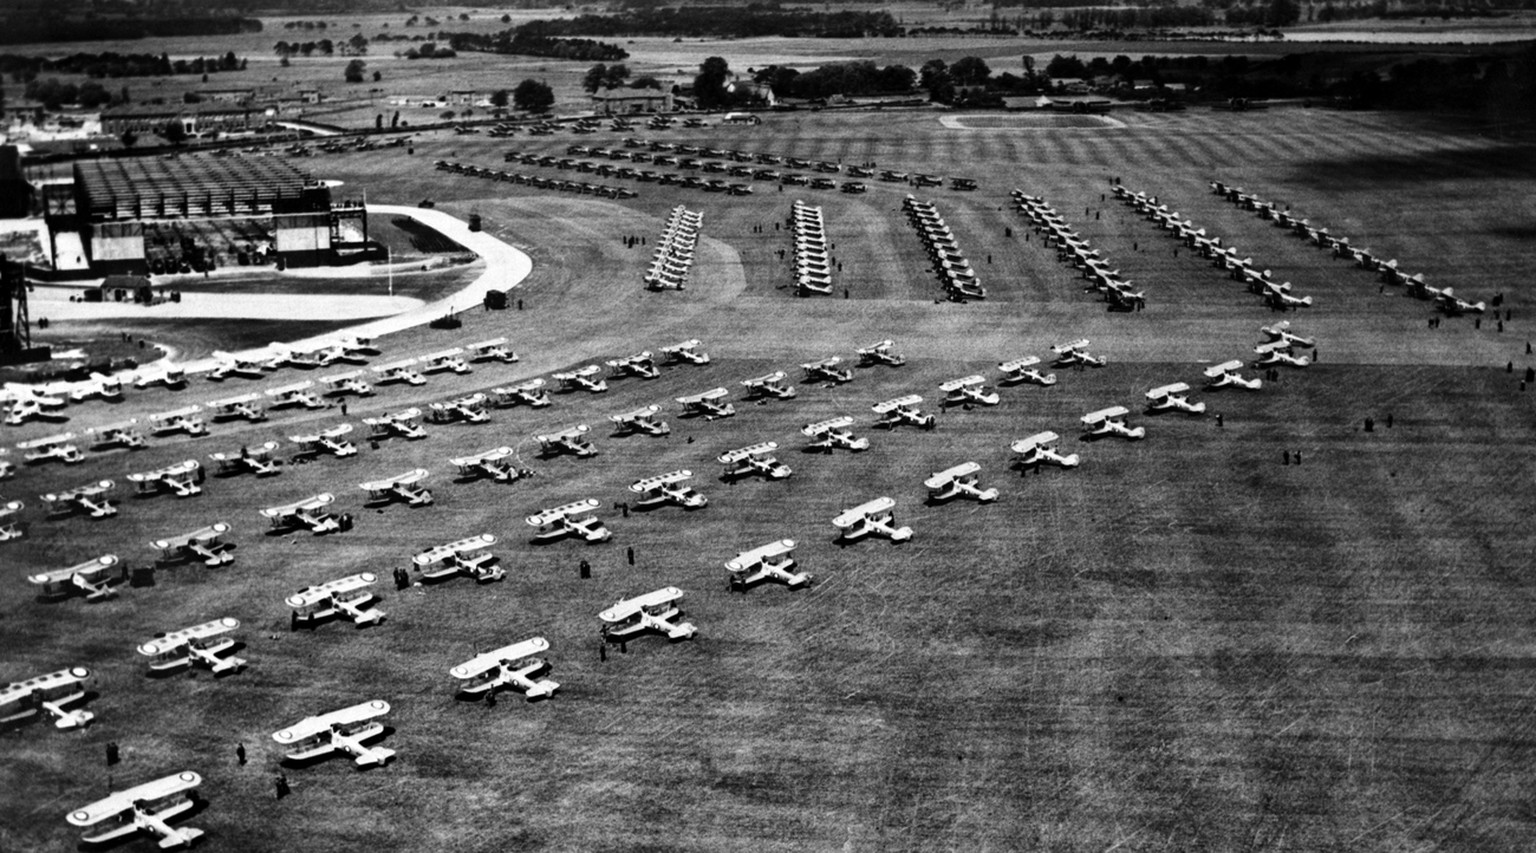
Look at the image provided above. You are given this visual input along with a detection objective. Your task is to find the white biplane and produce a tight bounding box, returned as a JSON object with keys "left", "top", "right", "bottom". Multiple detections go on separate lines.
{"left": 1052, "top": 339, "right": 1106, "bottom": 368}
{"left": 413, "top": 533, "right": 503, "bottom": 582}
{"left": 364, "top": 408, "right": 429, "bottom": 442}
{"left": 537, "top": 424, "right": 597, "bottom": 458}
{"left": 489, "top": 379, "right": 552, "bottom": 409}
{"left": 606, "top": 351, "right": 661, "bottom": 380}
{"left": 802, "top": 416, "right": 869, "bottom": 452}
{"left": 1259, "top": 320, "right": 1316, "bottom": 349}
{"left": 314, "top": 339, "right": 373, "bottom": 366}
{"left": 86, "top": 418, "right": 149, "bottom": 450}
{"left": 1204, "top": 359, "right": 1263, "bottom": 391}
{"left": 924, "top": 462, "right": 999, "bottom": 503}
{"left": 208, "top": 440, "right": 281, "bottom": 477}
{"left": 148, "top": 405, "right": 208, "bottom": 437}
{"left": 292, "top": 422, "right": 360, "bottom": 457}
{"left": 1433, "top": 286, "right": 1487, "bottom": 316}
{"left": 718, "top": 441, "right": 792, "bottom": 480}
{"left": 420, "top": 347, "right": 470, "bottom": 375}
{"left": 152, "top": 522, "right": 234, "bottom": 566}
{"left": 65, "top": 771, "right": 203, "bottom": 849}
{"left": 660, "top": 339, "right": 710, "bottom": 365}
{"left": 287, "top": 573, "right": 384, "bottom": 626}
{"left": 677, "top": 387, "right": 735, "bottom": 419}
{"left": 29, "top": 555, "right": 121, "bottom": 601}
{"left": 740, "top": 371, "right": 797, "bottom": 400}
{"left": 450, "top": 638, "right": 559, "bottom": 700}
{"left": 429, "top": 393, "right": 490, "bottom": 425}
{"left": 372, "top": 357, "right": 427, "bottom": 386}
{"left": 997, "top": 356, "right": 1057, "bottom": 386}
{"left": 872, "top": 394, "right": 936, "bottom": 430}
{"left": 1262, "top": 280, "right": 1313, "bottom": 310}
{"left": 273, "top": 700, "right": 395, "bottom": 767}
{"left": 939, "top": 375, "right": 999, "bottom": 407}
{"left": 0, "top": 499, "right": 22, "bottom": 541}
{"left": 265, "top": 342, "right": 326, "bottom": 370}
{"left": 856, "top": 339, "right": 906, "bottom": 367}
{"left": 610, "top": 404, "right": 670, "bottom": 437}
{"left": 320, "top": 369, "right": 375, "bottom": 398}
{"left": 17, "top": 432, "right": 84, "bottom": 464}
{"left": 67, "top": 374, "right": 125, "bottom": 403}
{"left": 206, "top": 392, "right": 266, "bottom": 422}
{"left": 726, "top": 539, "right": 810, "bottom": 590}
{"left": 138, "top": 617, "right": 245, "bottom": 675}
{"left": 1011, "top": 431, "right": 1080, "bottom": 469}
{"left": 554, "top": 365, "right": 609, "bottom": 394}
{"left": 1145, "top": 382, "right": 1207, "bottom": 415}
{"left": 450, "top": 446, "right": 527, "bottom": 483}
{"left": 133, "top": 364, "right": 187, "bottom": 390}
{"left": 468, "top": 337, "right": 520, "bottom": 364}
{"left": 2, "top": 666, "right": 95, "bottom": 728}
{"left": 1081, "top": 406, "right": 1146, "bottom": 440}
{"left": 2, "top": 385, "right": 67, "bottom": 426}
{"left": 1253, "top": 340, "right": 1311, "bottom": 368}
{"left": 832, "top": 496, "right": 913, "bottom": 542}
{"left": 127, "top": 459, "right": 202, "bottom": 498}
{"left": 599, "top": 587, "right": 696, "bottom": 641}
{"left": 43, "top": 479, "right": 117, "bottom": 517}
{"left": 260, "top": 493, "right": 339, "bottom": 535}
{"left": 526, "top": 499, "right": 611, "bottom": 543}
{"left": 206, "top": 350, "right": 271, "bottom": 381}
{"left": 630, "top": 470, "right": 707, "bottom": 509}
{"left": 265, "top": 380, "right": 326, "bottom": 410}
{"left": 801, "top": 356, "right": 853, "bottom": 384}
{"left": 360, "top": 468, "right": 433, "bottom": 507}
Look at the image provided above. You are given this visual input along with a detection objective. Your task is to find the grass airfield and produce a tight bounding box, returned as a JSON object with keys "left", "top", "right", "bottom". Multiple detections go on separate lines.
{"left": 4, "top": 106, "right": 1536, "bottom": 852}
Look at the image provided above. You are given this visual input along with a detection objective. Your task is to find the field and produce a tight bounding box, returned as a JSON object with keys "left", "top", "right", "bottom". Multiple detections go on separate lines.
{"left": 4, "top": 100, "right": 1536, "bottom": 853}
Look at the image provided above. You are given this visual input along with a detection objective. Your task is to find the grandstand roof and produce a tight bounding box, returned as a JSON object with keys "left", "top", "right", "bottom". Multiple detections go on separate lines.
{"left": 74, "top": 154, "right": 318, "bottom": 221}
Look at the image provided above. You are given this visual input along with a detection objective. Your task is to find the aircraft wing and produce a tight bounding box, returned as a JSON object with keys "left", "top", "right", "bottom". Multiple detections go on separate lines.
{"left": 68, "top": 772, "right": 202, "bottom": 827}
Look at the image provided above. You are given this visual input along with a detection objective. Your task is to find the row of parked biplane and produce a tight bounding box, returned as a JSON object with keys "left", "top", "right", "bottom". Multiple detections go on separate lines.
{"left": 1209, "top": 180, "right": 1487, "bottom": 316}
{"left": 508, "top": 146, "right": 758, "bottom": 195}
{"left": 791, "top": 200, "right": 835, "bottom": 296}
{"left": 1113, "top": 184, "right": 1316, "bottom": 311}
{"left": 646, "top": 206, "right": 702, "bottom": 290}
{"left": 903, "top": 195, "right": 986, "bottom": 300}
{"left": 432, "top": 159, "right": 640, "bottom": 200}
{"left": 1013, "top": 190, "right": 1144, "bottom": 311}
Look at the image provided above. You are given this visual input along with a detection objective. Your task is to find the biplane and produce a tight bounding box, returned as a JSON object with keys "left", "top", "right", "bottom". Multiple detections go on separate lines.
{"left": 468, "top": 337, "right": 520, "bottom": 364}
{"left": 554, "top": 365, "right": 609, "bottom": 394}
{"left": 1433, "top": 286, "right": 1487, "bottom": 316}
{"left": 726, "top": 539, "right": 810, "bottom": 590}
{"left": 208, "top": 440, "right": 281, "bottom": 477}
{"left": 1204, "top": 359, "right": 1263, "bottom": 390}
{"left": 536, "top": 424, "right": 597, "bottom": 458}
{"left": 148, "top": 405, "right": 207, "bottom": 437}
{"left": 264, "top": 380, "right": 325, "bottom": 411}
{"left": 718, "top": 442, "right": 792, "bottom": 480}
{"left": 2, "top": 387, "right": 67, "bottom": 426}
{"left": 43, "top": 479, "right": 117, "bottom": 518}
{"left": 364, "top": 408, "right": 427, "bottom": 442}
{"left": 413, "top": 533, "right": 503, "bottom": 582}
{"left": 320, "top": 369, "right": 375, "bottom": 398}
{"left": 526, "top": 499, "right": 610, "bottom": 544}
{"left": 287, "top": 573, "right": 384, "bottom": 626}
{"left": 273, "top": 700, "right": 395, "bottom": 766}
{"left": 674, "top": 388, "right": 736, "bottom": 422}
{"left": 599, "top": 587, "right": 696, "bottom": 641}
{"left": 924, "top": 462, "right": 999, "bottom": 503}
{"left": 265, "top": 342, "right": 326, "bottom": 370}
{"left": 0, "top": 447, "right": 9, "bottom": 479}
{"left": 997, "top": 356, "right": 1057, "bottom": 386}
{"left": 1253, "top": 340, "right": 1311, "bottom": 368}
{"left": 127, "top": 459, "right": 203, "bottom": 498}
{"left": 152, "top": 522, "right": 234, "bottom": 566}
{"left": 1053, "top": 339, "right": 1106, "bottom": 368}
{"left": 1262, "top": 281, "right": 1314, "bottom": 310}
{"left": 86, "top": 419, "right": 149, "bottom": 450}
{"left": 206, "top": 392, "right": 266, "bottom": 422}
{"left": 314, "top": 337, "right": 375, "bottom": 365}
{"left": 420, "top": 347, "right": 471, "bottom": 375}
{"left": 606, "top": 351, "right": 661, "bottom": 380}
{"left": 133, "top": 364, "right": 187, "bottom": 390}
{"left": 65, "top": 771, "right": 204, "bottom": 849}
{"left": 832, "top": 497, "right": 913, "bottom": 542}
{"left": 1145, "top": 382, "right": 1207, "bottom": 415}
{"left": 67, "top": 374, "right": 124, "bottom": 403}
{"left": 428, "top": 393, "right": 490, "bottom": 425}
{"left": 206, "top": 350, "right": 271, "bottom": 381}
{"left": 450, "top": 446, "right": 527, "bottom": 483}
{"left": 739, "top": 371, "right": 797, "bottom": 401}
{"left": 138, "top": 617, "right": 245, "bottom": 674}
{"left": 490, "top": 379, "right": 553, "bottom": 409}
{"left": 1259, "top": 320, "right": 1316, "bottom": 349}
{"left": 939, "top": 375, "right": 1000, "bottom": 407}
{"left": 0, "top": 498, "right": 21, "bottom": 540}
{"left": 872, "top": 394, "right": 936, "bottom": 430}
{"left": 797, "top": 271, "right": 834, "bottom": 296}
{"left": 801, "top": 416, "right": 870, "bottom": 452}
{"left": 2, "top": 666, "right": 94, "bottom": 729}
{"left": 610, "top": 404, "right": 670, "bottom": 437}
{"left": 857, "top": 339, "right": 907, "bottom": 368}
{"left": 29, "top": 555, "right": 121, "bottom": 601}
{"left": 660, "top": 339, "right": 710, "bottom": 365}
{"left": 360, "top": 468, "right": 433, "bottom": 508}
{"left": 291, "top": 423, "right": 360, "bottom": 457}
{"left": 1081, "top": 406, "right": 1146, "bottom": 440}
{"left": 372, "top": 357, "right": 427, "bottom": 386}
{"left": 630, "top": 470, "right": 708, "bottom": 509}
{"left": 450, "top": 638, "right": 559, "bottom": 700}
{"left": 17, "top": 432, "right": 84, "bottom": 465}
{"left": 1011, "top": 431, "right": 1080, "bottom": 469}
{"left": 260, "top": 493, "right": 339, "bottom": 535}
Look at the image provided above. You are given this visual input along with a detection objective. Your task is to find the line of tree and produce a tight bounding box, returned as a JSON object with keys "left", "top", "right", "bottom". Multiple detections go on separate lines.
{"left": 442, "top": 29, "right": 628, "bottom": 62}
{"left": 273, "top": 40, "right": 334, "bottom": 58}
{"left": 1, "top": 51, "right": 244, "bottom": 81}
{"left": 754, "top": 61, "right": 918, "bottom": 100}
{"left": 0, "top": 17, "right": 261, "bottom": 46}
{"left": 508, "top": 8, "right": 903, "bottom": 39}
{"left": 22, "top": 78, "right": 129, "bottom": 110}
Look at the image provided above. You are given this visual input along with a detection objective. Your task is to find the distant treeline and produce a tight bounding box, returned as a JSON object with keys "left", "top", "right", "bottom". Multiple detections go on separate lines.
{"left": 443, "top": 30, "right": 629, "bottom": 62}
{"left": 754, "top": 61, "right": 917, "bottom": 100}
{"left": 0, "top": 51, "right": 245, "bottom": 81}
{"left": 0, "top": 16, "right": 261, "bottom": 46}
{"left": 515, "top": 8, "right": 904, "bottom": 39}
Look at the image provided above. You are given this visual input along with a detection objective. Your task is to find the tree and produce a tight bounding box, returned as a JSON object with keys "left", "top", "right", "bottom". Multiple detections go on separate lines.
{"left": 583, "top": 63, "right": 608, "bottom": 93}
{"left": 513, "top": 79, "right": 554, "bottom": 112}
{"left": 951, "top": 56, "right": 991, "bottom": 86}
{"left": 120, "top": 129, "right": 137, "bottom": 148}
{"left": 490, "top": 89, "right": 510, "bottom": 108}
{"left": 630, "top": 76, "right": 663, "bottom": 90}
{"left": 501, "top": 14, "right": 511, "bottom": 23}
{"left": 694, "top": 56, "right": 732, "bottom": 108}
{"left": 919, "top": 59, "right": 949, "bottom": 91}
{"left": 162, "top": 118, "right": 186, "bottom": 144}
{"left": 345, "top": 59, "right": 366, "bottom": 83}
{"left": 372, "top": 70, "right": 382, "bottom": 82}
{"left": 604, "top": 63, "right": 630, "bottom": 89}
